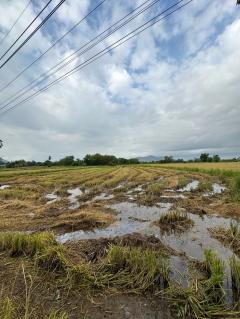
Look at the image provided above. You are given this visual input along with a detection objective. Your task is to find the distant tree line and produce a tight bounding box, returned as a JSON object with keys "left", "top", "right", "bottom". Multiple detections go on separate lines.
{"left": 2, "top": 152, "right": 240, "bottom": 168}
{"left": 146, "top": 153, "right": 239, "bottom": 164}
{"left": 5, "top": 153, "right": 140, "bottom": 168}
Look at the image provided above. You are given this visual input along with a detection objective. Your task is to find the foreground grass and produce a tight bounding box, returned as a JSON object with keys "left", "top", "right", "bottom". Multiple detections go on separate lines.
{"left": 165, "top": 250, "right": 239, "bottom": 319}
{"left": 0, "top": 232, "right": 240, "bottom": 318}
{"left": 0, "top": 297, "right": 68, "bottom": 319}
{"left": 0, "top": 232, "right": 170, "bottom": 293}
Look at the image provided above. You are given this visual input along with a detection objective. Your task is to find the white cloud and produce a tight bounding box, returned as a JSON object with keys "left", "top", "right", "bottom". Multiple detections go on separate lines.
{"left": 0, "top": 0, "right": 239, "bottom": 160}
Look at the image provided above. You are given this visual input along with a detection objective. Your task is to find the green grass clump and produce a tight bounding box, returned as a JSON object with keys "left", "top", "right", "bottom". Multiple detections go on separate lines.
{"left": 36, "top": 245, "right": 67, "bottom": 271}
{"left": 177, "top": 177, "right": 191, "bottom": 189}
{"left": 146, "top": 182, "right": 166, "bottom": 195}
{"left": 166, "top": 277, "right": 239, "bottom": 319}
{"left": 166, "top": 282, "right": 206, "bottom": 319}
{"left": 230, "top": 255, "right": 240, "bottom": 293}
{"left": 156, "top": 210, "right": 194, "bottom": 232}
{"left": 0, "top": 232, "right": 56, "bottom": 256}
{"left": 0, "top": 232, "right": 68, "bottom": 272}
{"left": 102, "top": 246, "right": 169, "bottom": 292}
{"left": 197, "top": 181, "right": 213, "bottom": 192}
{"left": 203, "top": 250, "right": 225, "bottom": 303}
{"left": 66, "top": 264, "right": 97, "bottom": 288}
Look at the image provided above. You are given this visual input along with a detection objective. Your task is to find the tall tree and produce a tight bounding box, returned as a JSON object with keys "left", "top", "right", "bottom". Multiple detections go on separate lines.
{"left": 0, "top": 140, "right": 3, "bottom": 148}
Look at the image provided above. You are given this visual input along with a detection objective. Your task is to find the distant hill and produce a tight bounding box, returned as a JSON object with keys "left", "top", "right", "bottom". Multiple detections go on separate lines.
{"left": 0, "top": 158, "right": 8, "bottom": 166}
{"left": 137, "top": 155, "right": 164, "bottom": 162}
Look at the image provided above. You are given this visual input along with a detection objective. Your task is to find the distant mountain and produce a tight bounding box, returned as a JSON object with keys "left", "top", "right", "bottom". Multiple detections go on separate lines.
{"left": 0, "top": 158, "right": 8, "bottom": 165}
{"left": 137, "top": 155, "right": 164, "bottom": 162}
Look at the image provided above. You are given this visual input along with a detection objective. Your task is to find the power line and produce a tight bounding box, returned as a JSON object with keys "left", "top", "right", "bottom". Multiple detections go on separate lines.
{"left": 0, "top": 0, "right": 194, "bottom": 117}
{"left": 0, "top": 0, "right": 32, "bottom": 46}
{"left": 0, "top": 0, "right": 67, "bottom": 69}
{"left": 0, "top": 0, "right": 108, "bottom": 93}
{"left": 0, "top": 0, "right": 54, "bottom": 63}
{"left": 0, "top": 0, "right": 190, "bottom": 114}
{"left": 0, "top": 0, "right": 162, "bottom": 108}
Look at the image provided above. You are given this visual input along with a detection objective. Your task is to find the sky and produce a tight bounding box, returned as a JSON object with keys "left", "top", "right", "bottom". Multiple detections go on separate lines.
{"left": 0, "top": 0, "right": 239, "bottom": 161}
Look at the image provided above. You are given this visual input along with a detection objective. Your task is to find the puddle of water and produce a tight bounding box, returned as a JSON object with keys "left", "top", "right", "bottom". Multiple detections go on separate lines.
{"left": 213, "top": 183, "right": 226, "bottom": 193}
{"left": 92, "top": 193, "right": 114, "bottom": 201}
{"left": 67, "top": 187, "right": 82, "bottom": 209}
{"left": 57, "top": 202, "right": 172, "bottom": 243}
{"left": 58, "top": 201, "right": 233, "bottom": 262}
{"left": 0, "top": 184, "right": 10, "bottom": 190}
{"left": 113, "top": 182, "right": 127, "bottom": 190}
{"left": 149, "top": 212, "right": 235, "bottom": 302}
{"left": 57, "top": 200, "right": 236, "bottom": 302}
{"left": 204, "top": 183, "right": 226, "bottom": 197}
{"left": 126, "top": 185, "right": 144, "bottom": 195}
{"left": 178, "top": 180, "right": 199, "bottom": 192}
{"left": 45, "top": 193, "right": 60, "bottom": 204}
{"left": 170, "top": 256, "right": 189, "bottom": 287}
{"left": 161, "top": 194, "right": 186, "bottom": 199}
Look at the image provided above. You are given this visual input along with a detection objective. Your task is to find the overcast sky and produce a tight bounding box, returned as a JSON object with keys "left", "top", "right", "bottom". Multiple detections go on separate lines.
{"left": 0, "top": 0, "right": 239, "bottom": 161}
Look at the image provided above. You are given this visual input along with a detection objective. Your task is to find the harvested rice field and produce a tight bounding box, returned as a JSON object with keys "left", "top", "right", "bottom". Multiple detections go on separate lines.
{"left": 0, "top": 164, "right": 240, "bottom": 318}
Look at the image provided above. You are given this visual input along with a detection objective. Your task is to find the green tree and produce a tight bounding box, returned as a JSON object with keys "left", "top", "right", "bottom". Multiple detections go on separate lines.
{"left": 0, "top": 139, "right": 3, "bottom": 148}
{"left": 200, "top": 153, "right": 209, "bottom": 162}
{"left": 58, "top": 156, "right": 75, "bottom": 166}
{"left": 164, "top": 156, "right": 173, "bottom": 163}
{"left": 212, "top": 154, "right": 221, "bottom": 162}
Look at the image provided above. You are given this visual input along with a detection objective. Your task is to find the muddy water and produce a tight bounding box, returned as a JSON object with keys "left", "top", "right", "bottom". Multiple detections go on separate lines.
{"left": 58, "top": 202, "right": 172, "bottom": 242}
{"left": 57, "top": 199, "right": 237, "bottom": 301}
{"left": 45, "top": 193, "right": 60, "bottom": 204}
{"left": 204, "top": 183, "right": 226, "bottom": 197}
{"left": 67, "top": 187, "right": 82, "bottom": 209}
{"left": 0, "top": 184, "right": 10, "bottom": 190}
{"left": 58, "top": 201, "right": 233, "bottom": 262}
{"left": 92, "top": 193, "right": 114, "bottom": 201}
{"left": 178, "top": 180, "right": 199, "bottom": 192}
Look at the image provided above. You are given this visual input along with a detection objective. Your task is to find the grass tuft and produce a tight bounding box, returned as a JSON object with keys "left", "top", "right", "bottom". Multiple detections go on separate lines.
{"left": 66, "top": 263, "right": 97, "bottom": 288}
{"left": 0, "top": 232, "right": 56, "bottom": 256}
{"left": 145, "top": 182, "right": 166, "bottom": 195}
{"left": 209, "top": 221, "right": 240, "bottom": 257}
{"left": 197, "top": 181, "right": 213, "bottom": 192}
{"left": 202, "top": 249, "right": 225, "bottom": 304}
{"left": 155, "top": 210, "right": 194, "bottom": 233}
{"left": 229, "top": 255, "right": 240, "bottom": 293}
{"left": 165, "top": 282, "right": 206, "bottom": 319}
{"left": 101, "top": 245, "right": 170, "bottom": 292}
{"left": 36, "top": 245, "right": 67, "bottom": 271}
